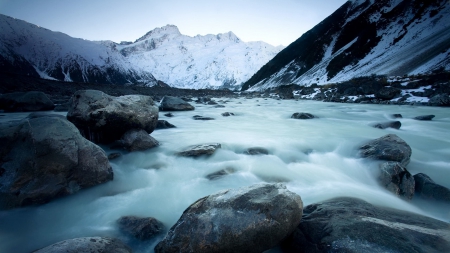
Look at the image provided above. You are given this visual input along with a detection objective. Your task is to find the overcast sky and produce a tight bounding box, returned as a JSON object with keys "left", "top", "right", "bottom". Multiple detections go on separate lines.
{"left": 0, "top": 0, "right": 348, "bottom": 46}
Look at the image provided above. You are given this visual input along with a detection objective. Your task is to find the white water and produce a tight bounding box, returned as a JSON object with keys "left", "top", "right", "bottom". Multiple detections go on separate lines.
{"left": 1, "top": 99, "right": 449, "bottom": 252}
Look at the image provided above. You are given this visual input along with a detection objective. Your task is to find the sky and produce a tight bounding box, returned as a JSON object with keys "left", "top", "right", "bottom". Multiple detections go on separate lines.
{"left": 0, "top": 0, "right": 348, "bottom": 47}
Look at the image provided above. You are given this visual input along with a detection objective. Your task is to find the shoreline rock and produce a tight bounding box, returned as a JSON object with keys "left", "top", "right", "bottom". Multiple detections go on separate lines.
{"left": 33, "top": 237, "right": 131, "bottom": 253}
{"left": 0, "top": 91, "right": 55, "bottom": 112}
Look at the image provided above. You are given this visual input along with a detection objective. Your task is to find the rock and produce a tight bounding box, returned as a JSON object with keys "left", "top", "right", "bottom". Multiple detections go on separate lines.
{"left": 0, "top": 91, "right": 55, "bottom": 112}
{"left": 117, "top": 216, "right": 165, "bottom": 241}
{"left": 291, "top": 112, "right": 315, "bottom": 119}
{"left": 111, "top": 129, "right": 159, "bottom": 152}
{"left": 193, "top": 115, "right": 215, "bottom": 120}
{"left": 244, "top": 147, "right": 269, "bottom": 155}
{"left": 108, "top": 152, "right": 122, "bottom": 160}
{"left": 221, "top": 112, "right": 234, "bottom": 117}
{"left": 67, "top": 90, "right": 158, "bottom": 144}
{"left": 156, "top": 120, "right": 176, "bottom": 129}
{"left": 414, "top": 115, "right": 435, "bottom": 121}
{"left": 391, "top": 114, "right": 403, "bottom": 118}
{"left": 414, "top": 173, "right": 450, "bottom": 202}
{"left": 154, "top": 183, "right": 303, "bottom": 253}
{"left": 372, "top": 121, "right": 401, "bottom": 129}
{"left": 32, "top": 237, "right": 131, "bottom": 253}
{"left": 428, "top": 94, "right": 450, "bottom": 106}
{"left": 0, "top": 114, "right": 113, "bottom": 210}
{"left": 159, "top": 96, "right": 195, "bottom": 111}
{"left": 375, "top": 87, "right": 401, "bottom": 100}
{"left": 379, "top": 162, "right": 415, "bottom": 199}
{"left": 53, "top": 101, "right": 72, "bottom": 112}
{"left": 359, "top": 134, "right": 412, "bottom": 167}
{"left": 176, "top": 143, "right": 221, "bottom": 157}
{"left": 214, "top": 105, "right": 225, "bottom": 108}
{"left": 164, "top": 112, "right": 174, "bottom": 117}
{"left": 281, "top": 197, "right": 450, "bottom": 253}
{"left": 205, "top": 167, "right": 236, "bottom": 180}
{"left": 207, "top": 100, "right": 218, "bottom": 105}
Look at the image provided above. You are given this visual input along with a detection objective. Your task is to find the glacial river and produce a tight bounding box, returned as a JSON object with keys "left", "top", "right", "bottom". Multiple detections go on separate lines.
{"left": 1, "top": 98, "right": 449, "bottom": 252}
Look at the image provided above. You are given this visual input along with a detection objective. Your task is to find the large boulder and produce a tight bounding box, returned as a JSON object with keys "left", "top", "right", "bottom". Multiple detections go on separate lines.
{"left": 33, "top": 237, "right": 131, "bottom": 253}
{"left": 112, "top": 129, "right": 159, "bottom": 152}
{"left": 414, "top": 173, "right": 450, "bottom": 203}
{"left": 155, "top": 183, "right": 303, "bottom": 253}
{"left": 159, "top": 96, "right": 195, "bottom": 111}
{"left": 359, "top": 134, "right": 412, "bottom": 167}
{"left": 117, "top": 216, "right": 165, "bottom": 241}
{"left": 379, "top": 162, "right": 415, "bottom": 199}
{"left": 281, "top": 197, "right": 450, "bottom": 253}
{"left": 0, "top": 91, "right": 54, "bottom": 112}
{"left": 67, "top": 90, "right": 158, "bottom": 143}
{"left": 0, "top": 114, "right": 113, "bottom": 210}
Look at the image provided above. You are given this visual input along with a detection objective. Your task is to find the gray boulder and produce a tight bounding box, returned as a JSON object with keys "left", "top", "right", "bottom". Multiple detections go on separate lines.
{"left": 117, "top": 216, "right": 165, "bottom": 241}
{"left": 281, "top": 197, "right": 450, "bottom": 253}
{"left": 154, "top": 183, "right": 303, "bottom": 253}
{"left": 0, "top": 114, "right": 113, "bottom": 210}
{"left": 375, "top": 87, "right": 401, "bottom": 100}
{"left": 159, "top": 96, "right": 195, "bottom": 111}
{"left": 176, "top": 143, "right": 221, "bottom": 157}
{"left": 33, "top": 237, "right": 131, "bottom": 253}
{"left": 67, "top": 90, "right": 158, "bottom": 143}
{"left": 414, "top": 173, "right": 450, "bottom": 203}
{"left": 414, "top": 115, "right": 435, "bottom": 121}
{"left": 0, "top": 91, "right": 54, "bottom": 112}
{"left": 379, "top": 162, "right": 415, "bottom": 199}
{"left": 428, "top": 94, "right": 450, "bottom": 106}
{"left": 112, "top": 129, "right": 159, "bottom": 152}
{"left": 372, "top": 121, "right": 401, "bottom": 130}
{"left": 359, "top": 134, "right": 412, "bottom": 167}
{"left": 291, "top": 112, "right": 315, "bottom": 119}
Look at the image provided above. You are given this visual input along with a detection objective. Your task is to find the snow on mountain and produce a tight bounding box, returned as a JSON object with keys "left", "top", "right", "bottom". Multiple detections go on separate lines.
{"left": 0, "top": 14, "right": 155, "bottom": 86}
{"left": 115, "top": 25, "right": 282, "bottom": 90}
{"left": 243, "top": 0, "right": 450, "bottom": 91}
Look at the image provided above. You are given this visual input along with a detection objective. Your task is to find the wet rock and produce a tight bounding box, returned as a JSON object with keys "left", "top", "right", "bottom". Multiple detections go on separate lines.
{"left": 156, "top": 120, "right": 176, "bottom": 129}
{"left": 291, "top": 112, "right": 315, "bottom": 119}
{"left": 221, "top": 112, "right": 234, "bottom": 117}
{"left": 176, "top": 143, "right": 221, "bottom": 157}
{"left": 117, "top": 216, "right": 165, "bottom": 241}
{"left": 160, "top": 96, "right": 195, "bottom": 111}
{"left": 193, "top": 115, "right": 215, "bottom": 120}
{"left": 164, "top": 112, "right": 174, "bottom": 117}
{"left": 414, "top": 115, "right": 435, "bottom": 121}
{"left": 205, "top": 167, "right": 236, "bottom": 180}
{"left": 112, "top": 129, "right": 159, "bottom": 152}
{"left": 0, "top": 114, "right": 113, "bottom": 210}
{"left": 359, "top": 134, "right": 412, "bottom": 167}
{"left": 214, "top": 105, "right": 225, "bottom": 108}
{"left": 155, "top": 183, "right": 303, "bottom": 253}
{"left": 32, "top": 237, "right": 131, "bottom": 253}
{"left": 281, "top": 197, "right": 450, "bottom": 253}
{"left": 372, "top": 121, "right": 401, "bottom": 130}
{"left": 375, "top": 87, "right": 401, "bottom": 100}
{"left": 207, "top": 100, "right": 218, "bottom": 105}
{"left": 67, "top": 90, "right": 158, "bottom": 144}
{"left": 392, "top": 114, "right": 403, "bottom": 118}
{"left": 108, "top": 152, "right": 122, "bottom": 160}
{"left": 0, "top": 91, "right": 55, "bottom": 112}
{"left": 244, "top": 147, "right": 269, "bottom": 155}
{"left": 414, "top": 173, "right": 450, "bottom": 203}
{"left": 379, "top": 162, "right": 415, "bottom": 199}
{"left": 428, "top": 94, "right": 450, "bottom": 106}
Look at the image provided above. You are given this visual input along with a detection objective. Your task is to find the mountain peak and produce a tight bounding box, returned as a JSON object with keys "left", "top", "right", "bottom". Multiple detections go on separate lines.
{"left": 216, "top": 31, "right": 240, "bottom": 43}
{"left": 135, "top": 24, "right": 181, "bottom": 43}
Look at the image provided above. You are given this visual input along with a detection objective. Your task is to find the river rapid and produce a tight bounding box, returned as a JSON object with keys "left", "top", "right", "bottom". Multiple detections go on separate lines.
{"left": 1, "top": 98, "right": 449, "bottom": 252}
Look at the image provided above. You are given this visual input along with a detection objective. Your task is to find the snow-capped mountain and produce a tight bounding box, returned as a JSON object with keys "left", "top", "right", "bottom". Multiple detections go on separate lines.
{"left": 0, "top": 14, "right": 157, "bottom": 86}
{"left": 115, "top": 25, "right": 282, "bottom": 90}
{"left": 243, "top": 0, "right": 450, "bottom": 91}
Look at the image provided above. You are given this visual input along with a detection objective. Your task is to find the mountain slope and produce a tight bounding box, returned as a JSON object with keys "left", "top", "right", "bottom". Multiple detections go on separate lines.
{"left": 116, "top": 25, "right": 282, "bottom": 90}
{"left": 0, "top": 14, "right": 154, "bottom": 86}
{"left": 243, "top": 0, "right": 450, "bottom": 91}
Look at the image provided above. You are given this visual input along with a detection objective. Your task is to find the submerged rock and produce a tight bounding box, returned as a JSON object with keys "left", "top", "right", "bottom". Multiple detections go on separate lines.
{"left": 221, "top": 112, "right": 234, "bottom": 117}
{"left": 108, "top": 152, "right": 122, "bottom": 160}
{"left": 112, "top": 129, "right": 159, "bottom": 152}
{"left": 164, "top": 112, "right": 174, "bottom": 117}
{"left": 281, "top": 197, "right": 450, "bottom": 253}
{"left": 392, "top": 114, "right": 403, "bottom": 118}
{"left": 244, "top": 147, "right": 269, "bottom": 155}
{"left": 0, "top": 91, "right": 54, "bottom": 112}
{"left": 359, "top": 134, "right": 412, "bottom": 167}
{"left": 154, "top": 183, "right": 303, "bottom": 253}
{"left": 414, "top": 173, "right": 450, "bottom": 203}
{"left": 205, "top": 167, "right": 236, "bottom": 180}
{"left": 193, "top": 115, "right": 215, "bottom": 120}
{"left": 117, "top": 216, "right": 165, "bottom": 241}
{"left": 379, "top": 162, "right": 415, "bottom": 199}
{"left": 156, "top": 120, "right": 176, "bottom": 129}
{"left": 291, "top": 112, "right": 316, "bottom": 119}
{"left": 414, "top": 115, "right": 435, "bottom": 121}
{"left": 372, "top": 121, "right": 401, "bottom": 130}
{"left": 159, "top": 96, "right": 195, "bottom": 111}
{"left": 67, "top": 90, "right": 158, "bottom": 144}
{"left": 33, "top": 237, "right": 131, "bottom": 253}
{"left": 176, "top": 143, "right": 221, "bottom": 157}
{"left": 0, "top": 114, "right": 113, "bottom": 210}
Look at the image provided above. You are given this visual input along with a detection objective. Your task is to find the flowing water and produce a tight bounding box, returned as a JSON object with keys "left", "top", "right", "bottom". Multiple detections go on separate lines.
{"left": 1, "top": 98, "right": 449, "bottom": 252}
